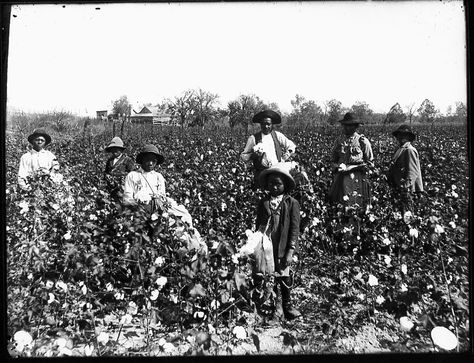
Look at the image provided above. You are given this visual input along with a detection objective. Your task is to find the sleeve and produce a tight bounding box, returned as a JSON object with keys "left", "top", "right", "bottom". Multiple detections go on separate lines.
{"left": 287, "top": 198, "right": 300, "bottom": 252}
{"left": 157, "top": 173, "right": 166, "bottom": 196}
{"left": 240, "top": 135, "right": 255, "bottom": 162}
{"left": 404, "top": 148, "right": 421, "bottom": 187}
{"left": 359, "top": 137, "right": 374, "bottom": 167}
{"left": 49, "top": 152, "right": 60, "bottom": 171}
{"left": 122, "top": 172, "right": 137, "bottom": 205}
{"left": 104, "top": 159, "right": 111, "bottom": 175}
{"left": 330, "top": 141, "right": 341, "bottom": 171}
{"left": 255, "top": 199, "right": 266, "bottom": 231}
{"left": 276, "top": 132, "right": 296, "bottom": 160}
{"left": 18, "top": 154, "right": 29, "bottom": 189}
{"left": 125, "top": 157, "right": 136, "bottom": 173}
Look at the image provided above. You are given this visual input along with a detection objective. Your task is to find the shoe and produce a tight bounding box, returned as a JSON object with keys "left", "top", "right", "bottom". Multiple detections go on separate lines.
{"left": 283, "top": 306, "right": 301, "bottom": 321}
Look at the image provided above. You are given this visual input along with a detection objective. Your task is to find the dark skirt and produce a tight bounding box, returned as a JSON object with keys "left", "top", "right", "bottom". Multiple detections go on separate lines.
{"left": 328, "top": 170, "right": 371, "bottom": 207}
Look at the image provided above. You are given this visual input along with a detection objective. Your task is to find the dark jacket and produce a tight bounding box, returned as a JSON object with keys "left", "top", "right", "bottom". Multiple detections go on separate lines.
{"left": 255, "top": 194, "right": 300, "bottom": 258}
{"left": 104, "top": 154, "right": 135, "bottom": 178}
{"left": 387, "top": 142, "right": 423, "bottom": 193}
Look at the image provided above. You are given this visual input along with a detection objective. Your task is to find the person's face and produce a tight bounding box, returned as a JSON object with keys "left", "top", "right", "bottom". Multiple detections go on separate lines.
{"left": 342, "top": 124, "right": 358, "bottom": 136}
{"left": 109, "top": 147, "right": 123, "bottom": 158}
{"left": 260, "top": 118, "right": 273, "bottom": 135}
{"left": 267, "top": 174, "right": 286, "bottom": 197}
{"left": 32, "top": 136, "right": 46, "bottom": 151}
{"left": 395, "top": 135, "right": 408, "bottom": 146}
{"left": 141, "top": 154, "right": 158, "bottom": 172}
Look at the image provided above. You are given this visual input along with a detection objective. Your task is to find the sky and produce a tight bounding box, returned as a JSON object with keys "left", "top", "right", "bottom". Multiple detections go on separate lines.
{"left": 6, "top": 1, "right": 467, "bottom": 116}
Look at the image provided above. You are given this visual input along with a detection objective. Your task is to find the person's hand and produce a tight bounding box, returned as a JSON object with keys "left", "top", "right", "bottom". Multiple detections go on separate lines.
{"left": 280, "top": 250, "right": 294, "bottom": 269}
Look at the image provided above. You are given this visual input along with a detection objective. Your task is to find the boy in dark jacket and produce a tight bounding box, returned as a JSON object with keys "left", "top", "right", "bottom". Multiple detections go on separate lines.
{"left": 104, "top": 137, "right": 136, "bottom": 200}
{"left": 256, "top": 165, "right": 301, "bottom": 320}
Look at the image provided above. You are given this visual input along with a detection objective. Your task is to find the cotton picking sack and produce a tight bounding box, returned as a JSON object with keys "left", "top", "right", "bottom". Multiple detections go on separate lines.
{"left": 253, "top": 232, "right": 275, "bottom": 274}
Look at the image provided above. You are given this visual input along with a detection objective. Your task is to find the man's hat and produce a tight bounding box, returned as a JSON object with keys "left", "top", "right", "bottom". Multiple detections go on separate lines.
{"left": 258, "top": 165, "right": 296, "bottom": 191}
{"left": 136, "top": 144, "right": 165, "bottom": 164}
{"left": 338, "top": 112, "right": 363, "bottom": 125}
{"left": 252, "top": 110, "right": 282, "bottom": 125}
{"left": 27, "top": 129, "right": 52, "bottom": 145}
{"left": 105, "top": 137, "right": 126, "bottom": 152}
{"left": 392, "top": 124, "right": 416, "bottom": 141}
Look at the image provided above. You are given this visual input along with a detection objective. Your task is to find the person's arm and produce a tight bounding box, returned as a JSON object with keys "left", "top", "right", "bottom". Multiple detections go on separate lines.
{"left": 282, "top": 198, "right": 300, "bottom": 268}
{"left": 240, "top": 135, "right": 256, "bottom": 163}
{"left": 330, "top": 142, "right": 341, "bottom": 172}
{"left": 122, "top": 172, "right": 137, "bottom": 205}
{"left": 157, "top": 173, "right": 166, "bottom": 196}
{"left": 18, "top": 154, "right": 30, "bottom": 189}
{"left": 125, "top": 157, "right": 136, "bottom": 173}
{"left": 276, "top": 132, "right": 296, "bottom": 160}
{"left": 403, "top": 148, "right": 421, "bottom": 190}
{"left": 49, "top": 151, "right": 60, "bottom": 172}
{"left": 255, "top": 199, "right": 268, "bottom": 231}
{"left": 359, "top": 137, "right": 374, "bottom": 168}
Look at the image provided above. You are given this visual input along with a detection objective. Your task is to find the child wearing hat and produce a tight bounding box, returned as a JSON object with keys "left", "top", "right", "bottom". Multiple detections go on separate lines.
{"left": 122, "top": 144, "right": 206, "bottom": 252}
{"left": 122, "top": 144, "right": 166, "bottom": 208}
{"left": 104, "top": 137, "right": 136, "bottom": 200}
{"left": 255, "top": 165, "right": 301, "bottom": 321}
{"left": 18, "top": 129, "right": 59, "bottom": 190}
{"left": 387, "top": 125, "right": 423, "bottom": 213}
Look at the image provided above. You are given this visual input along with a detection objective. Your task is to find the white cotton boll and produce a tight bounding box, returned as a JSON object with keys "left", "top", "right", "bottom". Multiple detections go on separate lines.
{"left": 400, "top": 316, "right": 415, "bottom": 332}
{"left": 156, "top": 276, "right": 167, "bottom": 287}
{"left": 375, "top": 296, "right": 385, "bottom": 305}
{"left": 401, "top": 264, "right": 408, "bottom": 275}
{"left": 431, "top": 326, "right": 458, "bottom": 350}
{"left": 97, "top": 332, "right": 109, "bottom": 345}
{"left": 409, "top": 228, "right": 419, "bottom": 238}
{"left": 367, "top": 274, "right": 378, "bottom": 286}
{"left": 150, "top": 290, "right": 160, "bottom": 301}
{"left": 233, "top": 326, "right": 247, "bottom": 340}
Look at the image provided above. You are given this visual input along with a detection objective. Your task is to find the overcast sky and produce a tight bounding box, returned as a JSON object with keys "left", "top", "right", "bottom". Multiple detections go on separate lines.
{"left": 7, "top": 1, "right": 467, "bottom": 116}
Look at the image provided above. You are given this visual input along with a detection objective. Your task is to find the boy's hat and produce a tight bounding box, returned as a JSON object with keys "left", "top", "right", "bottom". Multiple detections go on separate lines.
{"left": 136, "top": 144, "right": 164, "bottom": 164}
{"left": 258, "top": 165, "right": 296, "bottom": 191}
{"left": 105, "top": 137, "right": 126, "bottom": 152}
{"left": 28, "top": 129, "right": 52, "bottom": 145}
{"left": 392, "top": 124, "right": 416, "bottom": 141}
{"left": 252, "top": 110, "right": 282, "bottom": 124}
{"left": 338, "top": 112, "right": 363, "bottom": 125}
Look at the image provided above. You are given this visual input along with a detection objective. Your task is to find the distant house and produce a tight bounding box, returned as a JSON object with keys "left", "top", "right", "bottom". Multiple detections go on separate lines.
{"left": 96, "top": 110, "right": 108, "bottom": 120}
{"left": 130, "top": 106, "right": 176, "bottom": 125}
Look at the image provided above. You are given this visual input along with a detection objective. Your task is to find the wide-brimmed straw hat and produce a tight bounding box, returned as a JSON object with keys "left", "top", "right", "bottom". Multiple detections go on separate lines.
{"left": 392, "top": 124, "right": 416, "bottom": 141}
{"left": 338, "top": 112, "right": 363, "bottom": 125}
{"left": 105, "top": 137, "right": 126, "bottom": 152}
{"left": 252, "top": 110, "right": 282, "bottom": 125}
{"left": 136, "top": 144, "right": 164, "bottom": 164}
{"left": 27, "top": 129, "right": 52, "bottom": 145}
{"left": 258, "top": 165, "right": 296, "bottom": 191}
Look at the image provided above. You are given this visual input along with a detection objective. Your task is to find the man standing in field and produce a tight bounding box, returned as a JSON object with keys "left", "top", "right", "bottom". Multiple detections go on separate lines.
{"left": 240, "top": 110, "right": 296, "bottom": 187}
{"left": 17, "top": 129, "right": 60, "bottom": 190}
{"left": 387, "top": 125, "right": 423, "bottom": 213}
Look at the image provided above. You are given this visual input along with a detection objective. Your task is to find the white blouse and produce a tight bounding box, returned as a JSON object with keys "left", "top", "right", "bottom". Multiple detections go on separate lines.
{"left": 122, "top": 168, "right": 166, "bottom": 205}
{"left": 18, "top": 149, "right": 59, "bottom": 188}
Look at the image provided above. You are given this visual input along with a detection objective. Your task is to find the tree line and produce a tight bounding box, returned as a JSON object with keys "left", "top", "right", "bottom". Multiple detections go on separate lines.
{"left": 7, "top": 90, "right": 467, "bottom": 133}
{"left": 111, "top": 90, "right": 467, "bottom": 128}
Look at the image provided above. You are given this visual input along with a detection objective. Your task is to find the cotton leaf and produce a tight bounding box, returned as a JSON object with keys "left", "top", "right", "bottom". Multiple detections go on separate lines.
{"left": 189, "top": 283, "right": 207, "bottom": 297}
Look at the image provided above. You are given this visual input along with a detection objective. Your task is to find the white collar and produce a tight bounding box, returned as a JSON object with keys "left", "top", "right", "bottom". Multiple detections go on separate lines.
{"left": 30, "top": 148, "right": 47, "bottom": 154}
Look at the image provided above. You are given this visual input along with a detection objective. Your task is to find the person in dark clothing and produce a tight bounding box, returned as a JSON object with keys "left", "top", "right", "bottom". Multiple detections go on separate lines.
{"left": 255, "top": 165, "right": 301, "bottom": 321}
{"left": 104, "top": 137, "right": 136, "bottom": 200}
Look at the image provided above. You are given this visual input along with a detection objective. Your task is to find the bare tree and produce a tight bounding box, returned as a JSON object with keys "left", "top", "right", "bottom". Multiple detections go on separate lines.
{"left": 405, "top": 103, "right": 416, "bottom": 124}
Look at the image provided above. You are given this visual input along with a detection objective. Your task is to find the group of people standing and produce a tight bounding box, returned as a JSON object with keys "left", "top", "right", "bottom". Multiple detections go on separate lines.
{"left": 16, "top": 109, "right": 423, "bottom": 323}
